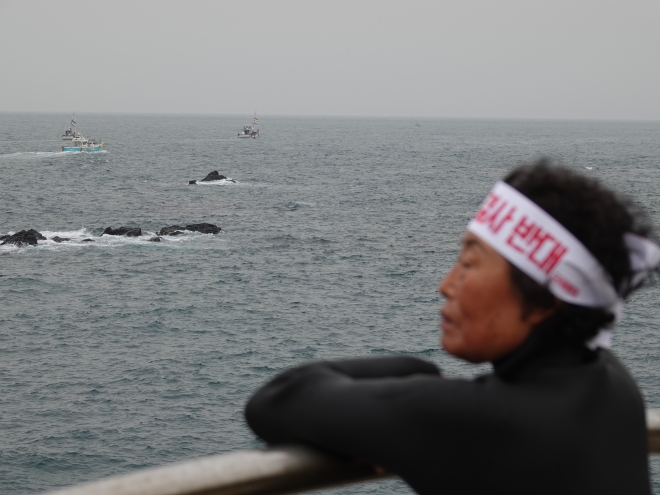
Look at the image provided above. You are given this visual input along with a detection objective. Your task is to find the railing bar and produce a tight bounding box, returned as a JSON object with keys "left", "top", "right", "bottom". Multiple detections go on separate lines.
{"left": 43, "top": 409, "right": 660, "bottom": 495}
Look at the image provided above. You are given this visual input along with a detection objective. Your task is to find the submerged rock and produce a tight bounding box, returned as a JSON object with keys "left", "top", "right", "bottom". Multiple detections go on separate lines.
{"left": 82, "top": 238, "right": 95, "bottom": 242}
{"left": 185, "top": 223, "right": 221, "bottom": 234}
{"left": 1, "top": 229, "right": 46, "bottom": 247}
{"left": 51, "top": 236, "right": 72, "bottom": 243}
{"left": 103, "top": 227, "right": 142, "bottom": 237}
{"left": 158, "top": 225, "right": 186, "bottom": 236}
{"left": 201, "top": 171, "right": 227, "bottom": 182}
{"left": 188, "top": 180, "right": 197, "bottom": 185}
{"left": 147, "top": 236, "right": 162, "bottom": 242}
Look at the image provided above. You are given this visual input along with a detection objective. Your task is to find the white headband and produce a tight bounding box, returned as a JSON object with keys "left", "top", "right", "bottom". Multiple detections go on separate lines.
{"left": 467, "top": 181, "right": 660, "bottom": 348}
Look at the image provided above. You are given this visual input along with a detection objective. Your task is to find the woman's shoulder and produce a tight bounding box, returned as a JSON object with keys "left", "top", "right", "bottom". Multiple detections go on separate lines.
{"left": 593, "top": 349, "right": 646, "bottom": 403}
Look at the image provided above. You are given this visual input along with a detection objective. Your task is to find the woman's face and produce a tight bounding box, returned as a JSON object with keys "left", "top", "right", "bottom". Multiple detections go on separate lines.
{"left": 439, "top": 231, "right": 548, "bottom": 363}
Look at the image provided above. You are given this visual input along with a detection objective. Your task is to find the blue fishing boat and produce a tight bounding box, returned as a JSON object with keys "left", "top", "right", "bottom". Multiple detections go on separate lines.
{"left": 59, "top": 114, "right": 104, "bottom": 152}
{"left": 61, "top": 135, "right": 104, "bottom": 152}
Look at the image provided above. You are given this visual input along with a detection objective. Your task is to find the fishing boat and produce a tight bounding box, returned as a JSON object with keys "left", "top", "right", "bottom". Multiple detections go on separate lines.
{"left": 61, "top": 135, "right": 104, "bottom": 153}
{"left": 238, "top": 114, "right": 260, "bottom": 139}
{"left": 59, "top": 114, "right": 104, "bottom": 152}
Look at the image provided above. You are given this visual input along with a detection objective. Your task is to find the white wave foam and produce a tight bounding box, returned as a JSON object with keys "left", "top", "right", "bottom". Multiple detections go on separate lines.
{"left": 195, "top": 177, "right": 239, "bottom": 186}
{"left": 0, "top": 150, "right": 107, "bottom": 159}
{"left": 0, "top": 151, "right": 66, "bottom": 159}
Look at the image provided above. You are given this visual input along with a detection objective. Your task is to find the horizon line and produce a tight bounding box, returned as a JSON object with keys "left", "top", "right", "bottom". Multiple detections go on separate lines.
{"left": 1, "top": 110, "right": 659, "bottom": 124}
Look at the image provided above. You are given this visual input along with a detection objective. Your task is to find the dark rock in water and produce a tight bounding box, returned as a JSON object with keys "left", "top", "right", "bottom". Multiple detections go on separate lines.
{"left": 158, "top": 225, "right": 186, "bottom": 236}
{"left": 82, "top": 238, "right": 95, "bottom": 242}
{"left": 31, "top": 230, "right": 46, "bottom": 241}
{"left": 0, "top": 234, "right": 9, "bottom": 242}
{"left": 51, "top": 236, "right": 71, "bottom": 243}
{"left": 1, "top": 229, "right": 46, "bottom": 247}
{"left": 148, "top": 237, "right": 162, "bottom": 242}
{"left": 189, "top": 180, "right": 197, "bottom": 185}
{"left": 103, "top": 227, "right": 142, "bottom": 237}
{"left": 185, "top": 223, "right": 221, "bottom": 234}
{"left": 201, "top": 171, "right": 227, "bottom": 182}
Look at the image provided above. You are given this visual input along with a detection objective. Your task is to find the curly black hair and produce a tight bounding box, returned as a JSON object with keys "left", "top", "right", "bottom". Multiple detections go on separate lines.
{"left": 504, "top": 158, "right": 653, "bottom": 343}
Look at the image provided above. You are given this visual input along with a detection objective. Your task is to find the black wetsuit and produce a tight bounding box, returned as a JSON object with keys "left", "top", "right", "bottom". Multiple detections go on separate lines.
{"left": 245, "top": 330, "right": 651, "bottom": 495}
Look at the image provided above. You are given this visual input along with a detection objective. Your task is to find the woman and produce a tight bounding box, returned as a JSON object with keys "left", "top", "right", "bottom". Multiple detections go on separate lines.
{"left": 245, "top": 160, "right": 660, "bottom": 495}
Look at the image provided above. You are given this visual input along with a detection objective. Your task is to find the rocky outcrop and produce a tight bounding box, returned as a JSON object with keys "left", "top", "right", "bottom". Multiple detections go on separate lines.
{"left": 185, "top": 223, "right": 221, "bottom": 234}
{"left": 103, "top": 227, "right": 142, "bottom": 237}
{"left": 201, "top": 171, "right": 227, "bottom": 182}
{"left": 158, "top": 225, "right": 186, "bottom": 236}
{"left": 1, "top": 229, "right": 46, "bottom": 247}
{"left": 1, "top": 224, "right": 221, "bottom": 246}
{"left": 190, "top": 172, "right": 236, "bottom": 184}
{"left": 157, "top": 223, "right": 221, "bottom": 235}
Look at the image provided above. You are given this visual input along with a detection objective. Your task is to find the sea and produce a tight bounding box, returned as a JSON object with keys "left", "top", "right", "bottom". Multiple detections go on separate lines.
{"left": 1, "top": 114, "right": 660, "bottom": 494}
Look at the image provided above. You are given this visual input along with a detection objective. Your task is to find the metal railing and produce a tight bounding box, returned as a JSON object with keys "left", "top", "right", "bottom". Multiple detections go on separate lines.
{"left": 44, "top": 446, "right": 387, "bottom": 495}
{"left": 46, "top": 409, "right": 660, "bottom": 495}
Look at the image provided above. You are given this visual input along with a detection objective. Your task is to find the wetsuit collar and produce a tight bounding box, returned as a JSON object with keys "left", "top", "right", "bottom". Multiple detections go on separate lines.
{"left": 493, "top": 329, "right": 592, "bottom": 381}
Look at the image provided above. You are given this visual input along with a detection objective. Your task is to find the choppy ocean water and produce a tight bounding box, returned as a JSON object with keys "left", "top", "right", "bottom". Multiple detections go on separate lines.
{"left": 1, "top": 114, "right": 660, "bottom": 494}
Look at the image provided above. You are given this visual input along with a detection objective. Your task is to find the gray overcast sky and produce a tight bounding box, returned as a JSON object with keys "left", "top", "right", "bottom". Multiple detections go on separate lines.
{"left": 1, "top": 0, "right": 658, "bottom": 119}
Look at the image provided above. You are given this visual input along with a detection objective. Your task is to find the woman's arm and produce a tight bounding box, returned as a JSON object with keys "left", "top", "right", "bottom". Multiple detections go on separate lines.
{"left": 318, "top": 355, "right": 440, "bottom": 379}
{"left": 244, "top": 357, "right": 447, "bottom": 471}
